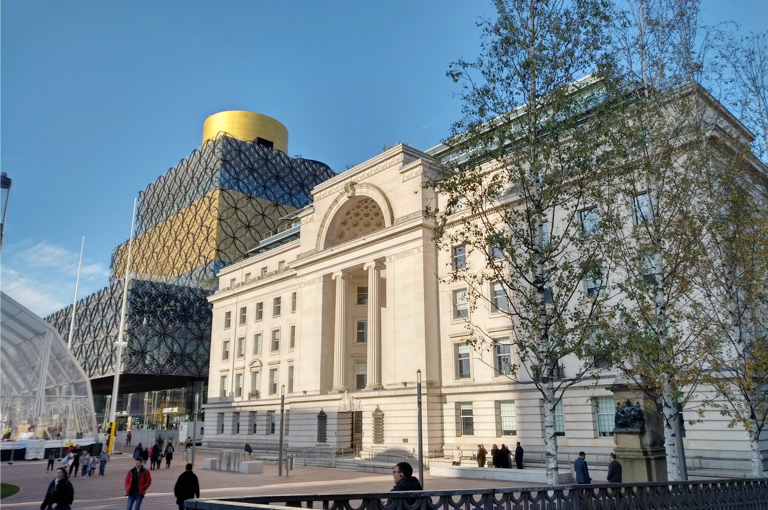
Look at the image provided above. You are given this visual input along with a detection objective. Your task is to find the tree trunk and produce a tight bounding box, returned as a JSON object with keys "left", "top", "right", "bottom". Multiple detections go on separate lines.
{"left": 750, "top": 420, "right": 764, "bottom": 477}
{"left": 542, "top": 376, "right": 559, "bottom": 485}
{"left": 661, "top": 374, "right": 680, "bottom": 481}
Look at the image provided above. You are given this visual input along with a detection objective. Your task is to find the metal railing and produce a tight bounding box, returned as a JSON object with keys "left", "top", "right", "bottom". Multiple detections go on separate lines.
{"left": 184, "top": 479, "right": 768, "bottom": 509}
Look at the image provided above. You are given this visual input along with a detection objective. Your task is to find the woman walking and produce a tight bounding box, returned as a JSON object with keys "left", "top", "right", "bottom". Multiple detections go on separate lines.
{"left": 165, "top": 440, "right": 175, "bottom": 469}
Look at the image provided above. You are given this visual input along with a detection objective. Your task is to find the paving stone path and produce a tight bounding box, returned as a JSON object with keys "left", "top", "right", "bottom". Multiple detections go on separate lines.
{"left": 1, "top": 450, "right": 528, "bottom": 510}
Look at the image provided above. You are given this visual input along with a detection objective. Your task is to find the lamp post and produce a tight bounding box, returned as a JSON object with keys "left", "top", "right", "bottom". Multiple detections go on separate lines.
{"left": 191, "top": 393, "right": 199, "bottom": 467}
{"left": 0, "top": 172, "right": 12, "bottom": 251}
{"left": 278, "top": 384, "right": 285, "bottom": 476}
{"left": 417, "top": 369, "right": 424, "bottom": 489}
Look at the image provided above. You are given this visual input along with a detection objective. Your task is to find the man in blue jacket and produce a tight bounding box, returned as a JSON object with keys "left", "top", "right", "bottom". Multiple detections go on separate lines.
{"left": 391, "top": 462, "right": 422, "bottom": 491}
{"left": 574, "top": 451, "right": 592, "bottom": 484}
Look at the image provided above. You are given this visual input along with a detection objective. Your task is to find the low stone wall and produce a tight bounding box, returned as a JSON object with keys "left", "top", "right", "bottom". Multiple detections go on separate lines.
{"left": 430, "top": 464, "right": 574, "bottom": 484}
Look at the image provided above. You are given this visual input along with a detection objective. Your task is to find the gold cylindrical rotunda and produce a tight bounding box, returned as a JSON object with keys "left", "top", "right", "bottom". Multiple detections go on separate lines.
{"left": 202, "top": 111, "right": 288, "bottom": 153}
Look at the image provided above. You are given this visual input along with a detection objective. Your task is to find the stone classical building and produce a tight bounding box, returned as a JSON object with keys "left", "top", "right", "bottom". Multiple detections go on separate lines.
{"left": 204, "top": 139, "right": 761, "bottom": 476}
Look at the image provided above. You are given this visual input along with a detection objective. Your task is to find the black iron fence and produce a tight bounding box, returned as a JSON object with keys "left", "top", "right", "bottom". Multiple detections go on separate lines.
{"left": 184, "top": 479, "right": 768, "bottom": 509}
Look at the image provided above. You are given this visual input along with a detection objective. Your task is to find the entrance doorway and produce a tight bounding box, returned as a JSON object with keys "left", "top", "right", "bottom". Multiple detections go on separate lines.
{"left": 352, "top": 411, "right": 363, "bottom": 454}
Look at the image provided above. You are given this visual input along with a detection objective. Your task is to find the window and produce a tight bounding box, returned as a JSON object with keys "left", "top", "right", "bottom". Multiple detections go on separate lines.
{"left": 217, "top": 413, "right": 225, "bottom": 434}
{"left": 255, "top": 302, "right": 263, "bottom": 321}
{"left": 357, "top": 286, "right": 368, "bottom": 305}
{"left": 634, "top": 193, "right": 652, "bottom": 225}
{"left": 595, "top": 396, "right": 615, "bottom": 437}
{"left": 457, "top": 402, "right": 474, "bottom": 436}
{"left": 253, "top": 333, "right": 262, "bottom": 355}
{"left": 452, "top": 245, "right": 467, "bottom": 270}
{"left": 237, "top": 337, "right": 245, "bottom": 358}
{"left": 269, "top": 368, "right": 278, "bottom": 395}
{"left": 239, "top": 307, "right": 247, "bottom": 325}
{"left": 290, "top": 325, "right": 296, "bottom": 349}
{"left": 584, "top": 262, "right": 605, "bottom": 296}
{"left": 250, "top": 371, "right": 260, "bottom": 399}
{"left": 235, "top": 373, "right": 243, "bottom": 398}
{"left": 273, "top": 297, "right": 282, "bottom": 317}
{"left": 491, "top": 281, "right": 508, "bottom": 312}
{"left": 291, "top": 292, "right": 297, "bottom": 312}
{"left": 219, "top": 375, "right": 228, "bottom": 398}
{"left": 260, "top": 267, "right": 268, "bottom": 278}
{"left": 555, "top": 401, "right": 565, "bottom": 436}
{"left": 453, "top": 289, "right": 468, "bottom": 319}
{"left": 356, "top": 320, "right": 368, "bottom": 343}
{"left": 250, "top": 411, "right": 258, "bottom": 434}
{"left": 580, "top": 208, "right": 600, "bottom": 236}
{"left": 494, "top": 338, "right": 512, "bottom": 376}
{"left": 278, "top": 260, "right": 286, "bottom": 271}
{"left": 245, "top": 273, "right": 251, "bottom": 283}
{"left": 496, "top": 401, "right": 517, "bottom": 436}
{"left": 267, "top": 411, "right": 276, "bottom": 434}
{"left": 542, "top": 221, "right": 550, "bottom": 246}
{"left": 222, "top": 340, "right": 230, "bottom": 361}
{"left": 234, "top": 412, "right": 241, "bottom": 434}
{"left": 488, "top": 234, "right": 504, "bottom": 260}
{"left": 224, "top": 311, "right": 231, "bottom": 329}
{"left": 229, "top": 278, "right": 236, "bottom": 288}
{"left": 641, "top": 251, "right": 657, "bottom": 285}
{"left": 456, "top": 343, "right": 471, "bottom": 379}
{"left": 288, "top": 365, "right": 295, "bottom": 393}
{"left": 271, "top": 329, "right": 280, "bottom": 351}
{"left": 356, "top": 362, "right": 367, "bottom": 390}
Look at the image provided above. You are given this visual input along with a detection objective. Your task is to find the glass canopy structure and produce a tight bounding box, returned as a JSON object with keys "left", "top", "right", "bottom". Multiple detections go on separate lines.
{"left": 1, "top": 292, "right": 97, "bottom": 441}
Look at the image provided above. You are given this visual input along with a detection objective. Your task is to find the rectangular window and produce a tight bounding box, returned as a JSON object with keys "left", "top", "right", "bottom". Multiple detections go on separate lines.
{"left": 271, "top": 329, "right": 280, "bottom": 351}
{"left": 555, "top": 401, "right": 565, "bottom": 436}
{"left": 356, "top": 320, "right": 368, "bottom": 343}
{"left": 250, "top": 411, "right": 258, "bottom": 434}
{"left": 542, "top": 221, "right": 550, "bottom": 246}
{"left": 229, "top": 278, "right": 236, "bottom": 288}
{"left": 290, "top": 325, "right": 296, "bottom": 349}
{"left": 291, "top": 292, "right": 297, "bottom": 312}
{"left": 255, "top": 302, "right": 263, "bottom": 321}
{"left": 219, "top": 375, "right": 228, "bottom": 398}
{"left": 356, "top": 362, "right": 367, "bottom": 390}
{"left": 278, "top": 260, "right": 286, "bottom": 272}
{"left": 496, "top": 401, "right": 517, "bottom": 436}
{"left": 253, "top": 333, "right": 262, "bottom": 355}
{"left": 269, "top": 368, "right": 278, "bottom": 395}
{"left": 224, "top": 311, "right": 231, "bottom": 329}
{"left": 260, "top": 267, "right": 268, "bottom": 278}
{"left": 595, "top": 396, "right": 615, "bottom": 437}
{"left": 235, "top": 373, "right": 243, "bottom": 398}
{"left": 491, "top": 281, "right": 508, "bottom": 312}
{"left": 217, "top": 413, "right": 225, "bottom": 434}
{"left": 245, "top": 272, "right": 251, "bottom": 283}
{"left": 494, "top": 338, "right": 512, "bottom": 376}
{"left": 459, "top": 402, "right": 474, "bottom": 436}
{"left": 456, "top": 343, "right": 471, "bottom": 379}
{"left": 580, "top": 208, "right": 600, "bottom": 236}
{"left": 357, "top": 286, "right": 368, "bottom": 305}
{"left": 237, "top": 337, "right": 245, "bottom": 358}
{"left": 250, "top": 371, "right": 260, "bottom": 399}
{"left": 239, "top": 307, "right": 247, "bottom": 325}
{"left": 288, "top": 365, "right": 295, "bottom": 393}
{"left": 222, "top": 340, "right": 230, "bottom": 361}
{"left": 267, "top": 411, "right": 276, "bottom": 434}
{"left": 634, "top": 193, "right": 652, "bottom": 225}
{"left": 585, "top": 262, "right": 605, "bottom": 296}
{"left": 488, "top": 234, "right": 504, "bottom": 260}
{"left": 234, "top": 412, "right": 241, "bottom": 434}
{"left": 273, "top": 297, "right": 282, "bottom": 317}
{"left": 453, "top": 288, "right": 468, "bottom": 319}
{"left": 452, "top": 245, "right": 467, "bottom": 270}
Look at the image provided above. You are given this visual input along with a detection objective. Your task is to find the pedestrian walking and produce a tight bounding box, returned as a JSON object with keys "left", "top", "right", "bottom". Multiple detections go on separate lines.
{"left": 46, "top": 450, "right": 56, "bottom": 472}
{"left": 141, "top": 446, "right": 149, "bottom": 469}
{"left": 476, "top": 444, "right": 487, "bottom": 467}
{"left": 98, "top": 449, "right": 110, "bottom": 475}
{"left": 80, "top": 451, "right": 90, "bottom": 478}
{"left": 173, "top": 463, "right": 200, "bottom": 510}
{"left": 125, "top": 457, "right": 152, "bottom": 510}
{"left": 40, "top": 467, "right": 74, "bottom": 510}
{"left": 514, "top": 442, "right": 524, "bottom": 469}
{"left": 165, "top": 440, "right": 175, "bottom": 469}
{"left": 89, "top": 454, "right": 97, "bottom": 476}
{"left": 499, "top": 444, "right": 511, "bottom": 468}
{"left": 607, "top": 452, "right": 623, "bottom": 483}
{"left": 490, "top": 444, "right": 499, "bottom": 468}
{"left": 574, "top": 451, "right": 592, "bottom": 484}
{"left": 126, "top": 431, "right": 132, "bottom": 446}
{"left": 66, "top": 445, "right": 80, "bottom": 477}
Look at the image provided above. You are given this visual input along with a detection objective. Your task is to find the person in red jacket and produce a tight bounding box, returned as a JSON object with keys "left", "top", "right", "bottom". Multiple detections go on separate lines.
{"left": 125, "top": 458, "right": 151, "bottom": 510}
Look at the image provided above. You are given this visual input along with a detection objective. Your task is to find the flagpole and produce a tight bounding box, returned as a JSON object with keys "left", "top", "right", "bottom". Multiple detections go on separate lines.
{"left": 67, "top": 236, "right": 85, "bottom": 349}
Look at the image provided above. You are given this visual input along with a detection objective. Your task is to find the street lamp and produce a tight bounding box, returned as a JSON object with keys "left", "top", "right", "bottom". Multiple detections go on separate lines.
{"left": 417, "top": 369, "right": 424, "bottom": 489}
{"left": 191, "top": 393, "right": 199, "bottom": 467}
{"left": 278, "top": 384, "right": 286, "bottom": 476}
{"left": 1, "top": 172, "right": 12, "bottom": 251}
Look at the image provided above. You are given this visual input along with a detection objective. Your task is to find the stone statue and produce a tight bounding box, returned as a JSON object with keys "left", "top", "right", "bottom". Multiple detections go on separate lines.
{"left": 615, "top": 399, "right": 645, "bottom": 431}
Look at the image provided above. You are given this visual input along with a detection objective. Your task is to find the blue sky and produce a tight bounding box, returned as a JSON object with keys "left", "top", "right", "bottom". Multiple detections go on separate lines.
{"left": 2, "top": 0, "right": 765, "bottom": 316}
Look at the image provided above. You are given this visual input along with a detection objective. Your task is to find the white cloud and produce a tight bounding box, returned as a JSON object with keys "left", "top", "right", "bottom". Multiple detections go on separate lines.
{"left": 17, "top": 241, "right": 109, "bottom": 278}
{"left": 1, "top": 267, "right": 69, "bottom": 316}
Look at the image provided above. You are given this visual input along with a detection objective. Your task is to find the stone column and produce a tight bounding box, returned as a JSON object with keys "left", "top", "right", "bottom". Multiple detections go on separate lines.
{"left": 364, "top": 262, "right": 383, "bottom": 389}
{"left": 332, "top": 272, "right": 350, "bottom": 392}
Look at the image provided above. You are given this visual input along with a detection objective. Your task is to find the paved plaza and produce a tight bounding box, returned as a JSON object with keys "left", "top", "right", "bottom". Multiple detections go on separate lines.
{"left": 1, "top": 451, "right": 528, "bottom": 510}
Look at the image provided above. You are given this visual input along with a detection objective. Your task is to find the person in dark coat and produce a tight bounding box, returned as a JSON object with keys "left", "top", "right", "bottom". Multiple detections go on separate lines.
{"left": 244, "top": 443, "right": 253, "bottom": 454}
{"left": 391, "top": 461, "right": 423, "bottom": 491}
{"left": 141, "top": 446, "right": 149, "bottom": 469}
{"left": 476, "top": 444, "right": 488, "bottom": 467}
{"left": 574, "top": 451, "right": 592, "bottom": 484}
{"left": 164, "top": 441, "right": 174, "bottom": 469}
{"left": 499, "top": 444, "right": 511, "bottom": 468}
{"left": 515, "top": 442, "right": 524, "bottom": 469}
{"left": 174, "top": 463, "right": 200, "bottom": 510}
{"left": 490, "top": 444, "right": 500, "bottom": 468}
{"left": 607, "top": 452, "right": 623, "bottom": 483}
{"left": 40, "top": 467, "right": 74, "bottom": 510}
{"left": 66, "top": 445, "right": 80, "bottom": 477}
{"left": 46, "top": 450, "right": 56, "bottom": 472}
